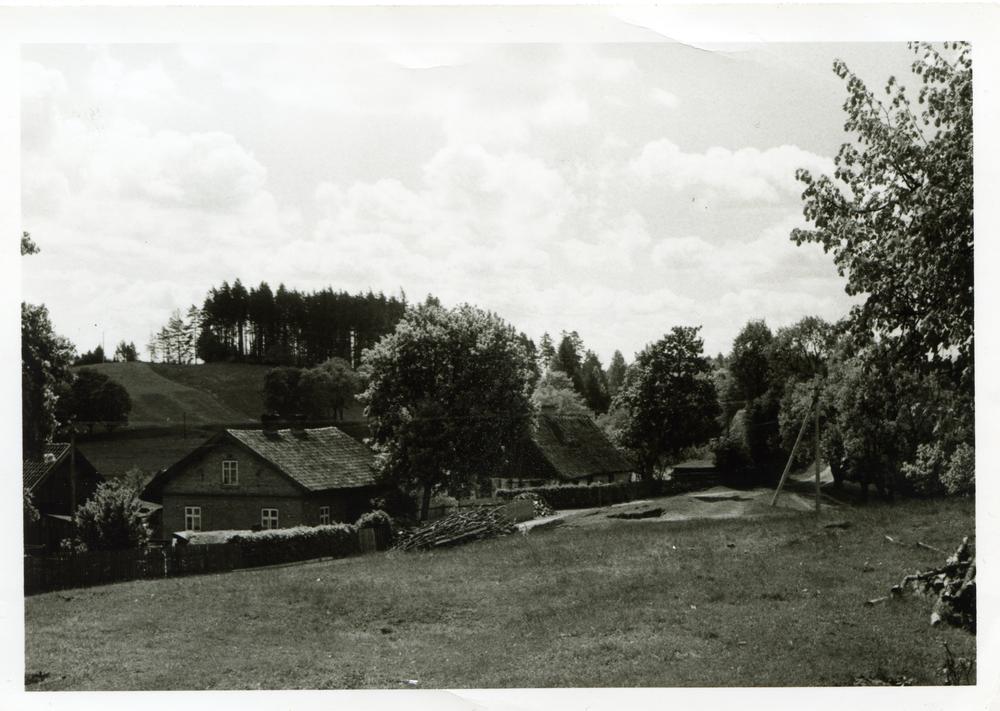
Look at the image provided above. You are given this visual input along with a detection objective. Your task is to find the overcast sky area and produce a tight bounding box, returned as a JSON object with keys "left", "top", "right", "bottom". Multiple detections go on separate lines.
{"left": 14, "top": 37, "right": 964, "bottom": 365}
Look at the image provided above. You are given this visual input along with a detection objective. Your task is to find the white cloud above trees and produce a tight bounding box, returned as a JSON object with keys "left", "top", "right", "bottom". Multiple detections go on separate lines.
{"left": 22, "top": 39, "right": 907, "bottom": 362}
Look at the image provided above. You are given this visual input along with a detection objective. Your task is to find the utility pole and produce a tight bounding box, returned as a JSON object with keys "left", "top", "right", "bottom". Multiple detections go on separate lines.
{"left": 814, "top": 384, "right": 822, "bottom": 514}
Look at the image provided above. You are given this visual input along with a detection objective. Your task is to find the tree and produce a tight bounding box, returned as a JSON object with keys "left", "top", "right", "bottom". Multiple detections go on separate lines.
{"left": 552, "top": 331, "right": 585, "bottom": 394}
{"left": 531, "top": 369, "right": 590, "bottom": 415}
{"left": 72, "top": 479, "right": 149, "bottom": 552}
{"left": 579, "top": 351, "right": 611, "bottom": 414}
{"left": 22, "top": 303, "right": 76, "bottom": 459}
{"left": 21, "top": 231, "right": 38, "bottom": 255}
{"left": 537, "top": 332, "right": 556, "bottom": 372}
{"left": 360, "top": 302, "right": 533, "bottom": 520}
{"left": 610, "top": 326, "right": 720, "bottom": 479}
{"left": 792, "top": 43, "right": 973, "bottom": 393}
{"left": 605, "top": 350, "right": 628, "bottom": 399}
{"left": 298, "top": 357, "right": 363, "bottom": 421}
{"left": 114, "top": 340, "right": 139, "bottom": 362}
{"left": 729, "top": 319, "right": 773, "bottom": 402}
{"left": 262, "top": 366, "right": 303, "bottom": 419}
{"left": 57, "top": 369, "right": 133, "bottom": 433}
{"left": 75, "top": 344, "right": 106, "bottom": 366}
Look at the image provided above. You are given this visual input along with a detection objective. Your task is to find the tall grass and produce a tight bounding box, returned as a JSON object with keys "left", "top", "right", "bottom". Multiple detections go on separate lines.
{"left": 24, "top": 497, "right": 974, "bottom": 689}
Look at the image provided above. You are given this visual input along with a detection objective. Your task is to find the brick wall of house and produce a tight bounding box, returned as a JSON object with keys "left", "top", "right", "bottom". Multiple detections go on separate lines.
{"left": 163, "top": 444, "right": 305, "bottom": 534}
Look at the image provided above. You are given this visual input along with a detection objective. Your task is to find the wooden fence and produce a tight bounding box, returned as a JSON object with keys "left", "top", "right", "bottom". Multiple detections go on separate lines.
{"left": 24, "top": 529, "right": 388, "bottom": 596}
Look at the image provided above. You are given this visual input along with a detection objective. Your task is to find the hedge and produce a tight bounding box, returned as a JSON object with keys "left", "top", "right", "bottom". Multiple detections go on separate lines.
{"left": 231, "top": 524, "right": 360, "bottom": 568}
{"left": 228, "top": 510, "right": 395, "bottom": 568}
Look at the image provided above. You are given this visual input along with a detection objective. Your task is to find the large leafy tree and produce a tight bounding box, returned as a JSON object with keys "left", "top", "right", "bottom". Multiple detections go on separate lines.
{"left": 360, "top": 303, "right": 533, "bottom": 520}
{"left": 299, "top": 357, "right": 363, "bottom": 421}
{"left": 611, "top": 326, "right": 720, "bottom": 480}
{"left": 22, "top": 302, "right": 76, "bottom": 459}
{"left": 56, "top": 369, "right": 133, "bottom": 433}
{"left": 792, "top": 42, "right": 973, "bottom": 393}
{"left": 729, "top": 319, "right": 774, "bottom": 402}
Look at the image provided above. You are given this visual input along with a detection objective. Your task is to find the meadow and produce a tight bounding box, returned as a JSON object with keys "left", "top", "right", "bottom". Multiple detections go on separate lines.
{"left": 24, "top": 496, "right": 975, "bottom": 690}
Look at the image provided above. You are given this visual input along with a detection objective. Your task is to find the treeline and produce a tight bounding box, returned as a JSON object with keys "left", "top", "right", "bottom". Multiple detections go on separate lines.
{"left": 533, "top": 331, "right": 628, "bottom": 416}
{"left": 149, "top": 280, "right": 407, "bottom": 368}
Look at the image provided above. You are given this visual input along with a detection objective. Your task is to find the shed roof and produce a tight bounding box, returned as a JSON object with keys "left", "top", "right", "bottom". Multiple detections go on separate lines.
{"left": 23, "top": 443, "right": 71, "bottom": 491}
{"left": 530, "top": 414, "right": 635, "bottom": 481}
{"left": 226, "top": 426, "right": 376, "bottom": 491}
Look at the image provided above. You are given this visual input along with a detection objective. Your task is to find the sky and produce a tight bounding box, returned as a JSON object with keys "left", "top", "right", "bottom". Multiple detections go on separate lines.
{"left": 13, "top": 21, "right": 972, "bottom": 366}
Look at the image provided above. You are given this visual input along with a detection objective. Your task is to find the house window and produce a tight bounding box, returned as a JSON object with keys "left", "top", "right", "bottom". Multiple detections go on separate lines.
{"left": 185, "top": 507, "right": 202, "bottom": 532}
{"left": 261, "top": 509, "right": 279, "bottom": 530}
{"left": 319, "top": 506, "right": 330, "bottom": 525}
{"left": 222, "top": 460, "right": 238, "bottom": 486}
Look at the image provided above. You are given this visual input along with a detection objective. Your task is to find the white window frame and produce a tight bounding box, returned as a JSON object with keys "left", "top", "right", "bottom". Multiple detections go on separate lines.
{"left": 319, "top": 506, "right": 330, "bottom": 526}
{"left": 261, "top": 508, "right": 279, "bottom": 530}
{"left": 185, "top": 506, "right": 202, "bottom": 532}
{"left": 222, "top": 460, "right": 238, "bottom": 486}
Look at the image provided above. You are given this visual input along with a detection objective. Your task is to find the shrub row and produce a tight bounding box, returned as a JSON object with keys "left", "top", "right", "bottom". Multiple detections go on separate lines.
{"left": 496, "top": 480, "right": 689, "bottom": 510}
{"left": 229, "top": 510, "right": 394, "bottom": 568}
{"left": 231, "top": 524, "right": 360, "bottom": 568}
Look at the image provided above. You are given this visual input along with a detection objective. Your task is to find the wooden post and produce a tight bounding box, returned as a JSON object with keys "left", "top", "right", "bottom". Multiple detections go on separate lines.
{"left": 814, "top": 385, "right": 821, "bottom": 514}
{"left": 771, "top": 392, "right": 819, "bottom": 507}
{"left": 70, "top": 429, "right": 77, "bottom": 539}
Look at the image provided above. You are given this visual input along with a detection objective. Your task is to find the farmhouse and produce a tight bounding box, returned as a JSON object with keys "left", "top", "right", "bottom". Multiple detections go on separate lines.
{"left": 141, "top": 424, "right": 377, "bottom": 540}
{"left": 23, "top": 443, "right": 104, "bottom": 552}
{"left": 493, "top": 412, "right": 637, "bottom": 490}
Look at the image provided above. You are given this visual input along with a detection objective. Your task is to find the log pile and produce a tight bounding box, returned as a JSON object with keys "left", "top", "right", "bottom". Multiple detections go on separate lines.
{"left": 514, "top": 492, "right": 555, "bottom": 518}
{"left": 392, "top": 505, "right": 520, "bottom": 551}
{"left": 889, "top": 536, "right": 976, "bottom": 632}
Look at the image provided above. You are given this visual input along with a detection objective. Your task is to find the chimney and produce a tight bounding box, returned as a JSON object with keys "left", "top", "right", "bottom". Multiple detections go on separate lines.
{"left": 262, "top": 413, "right": 280, "bottom": 434}
{"left": 291, "top": 413, "right": 308, "bottom": 438}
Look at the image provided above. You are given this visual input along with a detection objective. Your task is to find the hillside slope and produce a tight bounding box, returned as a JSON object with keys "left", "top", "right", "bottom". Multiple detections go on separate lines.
{"left": 74, "top": 362, "right": 255, "bottom": 427}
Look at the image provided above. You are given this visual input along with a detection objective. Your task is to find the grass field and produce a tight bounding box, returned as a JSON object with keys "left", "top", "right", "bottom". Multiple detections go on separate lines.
{"left": 76, "top": 362, "right": 254, "bottom": 426}
{"left": 23, "top": 497, "right": 975, "bottom": 690}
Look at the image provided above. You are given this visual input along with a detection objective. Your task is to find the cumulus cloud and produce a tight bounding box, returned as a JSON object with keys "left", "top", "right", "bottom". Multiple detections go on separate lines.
{"left": 650, "top": 88, "right": 679, "bottom": 108}
{"left": 628, "top": 139, "right": 835, "bottom": 202}
{"left": 22, "top": 61, "right": 67, "bottom": 152}
{"left": 88, "top": 53, "right": 178, "bottom": 104}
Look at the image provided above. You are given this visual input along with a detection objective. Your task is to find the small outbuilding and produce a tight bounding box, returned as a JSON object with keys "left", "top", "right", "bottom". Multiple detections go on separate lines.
{"left": 23, "top": 443, "right": 104, "bottom": 552}
{"left": 493, "top": 413, "right": 637, "bottom": 490}
{"left": 141, "top": 424, "right": 377, "bottom": 541}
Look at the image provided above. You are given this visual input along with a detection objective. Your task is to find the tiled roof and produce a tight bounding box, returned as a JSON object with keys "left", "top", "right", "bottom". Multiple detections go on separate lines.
{"left": 23, "top": 443, "right": 70, "bottom": 491}
{"left": 531, "top": 414, "right": 635, "bottom": 481}
{"left": 227, "top": 426, "right": 376, "bottom": 491}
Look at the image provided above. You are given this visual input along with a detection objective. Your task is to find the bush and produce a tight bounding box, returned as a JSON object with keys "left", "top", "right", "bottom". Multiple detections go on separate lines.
{"left": 371, "top": 486, "right": 419, "bottom": 520}
{"left": 901, "top": 443, "right": 949, "bottom": 497}
{"left": 713, "top": 436, "right": 752, "bottom": 478}
{"left": 942, "top": 443, "right": 975, "bottom": 497}
{"left": 74, "top": 479, "right": 149, "bottom": 551}
{"left": 354, "top": 509, "right": 392, "bottom": 529}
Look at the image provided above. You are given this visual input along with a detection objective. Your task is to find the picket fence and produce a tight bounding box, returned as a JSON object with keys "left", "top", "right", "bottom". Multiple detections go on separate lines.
{"left": 24, "top": 527, "right": 391, "bottom": 596}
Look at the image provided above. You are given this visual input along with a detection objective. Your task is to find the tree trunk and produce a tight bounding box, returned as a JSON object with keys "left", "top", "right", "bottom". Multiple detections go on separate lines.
{"left": 420, "top": 485, "right": 433, "bottom": 523}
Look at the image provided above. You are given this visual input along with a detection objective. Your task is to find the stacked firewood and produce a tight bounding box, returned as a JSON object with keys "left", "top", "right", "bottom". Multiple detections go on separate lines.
{"left": 392, "top": 505, "right": 520, "bottom": 551}
{"left": 514, "top": 492, "right": 556, "bottom": 518}
{"left": 890, "top": 536, "right": 976, "bottom": 631}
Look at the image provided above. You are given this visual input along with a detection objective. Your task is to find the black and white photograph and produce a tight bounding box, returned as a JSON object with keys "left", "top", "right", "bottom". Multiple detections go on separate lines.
{"left": 9, "top": 3, "right": 996, "bottom": 709}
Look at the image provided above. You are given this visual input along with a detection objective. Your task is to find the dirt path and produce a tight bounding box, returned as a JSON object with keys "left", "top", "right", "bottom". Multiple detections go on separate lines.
{"left": 520, "top": 466, "right": 843, "bottom": 532}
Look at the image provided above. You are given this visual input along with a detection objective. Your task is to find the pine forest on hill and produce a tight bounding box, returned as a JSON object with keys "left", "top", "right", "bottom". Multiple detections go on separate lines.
{"left": 150, "top": 281, "right": 407, "bottom": 369}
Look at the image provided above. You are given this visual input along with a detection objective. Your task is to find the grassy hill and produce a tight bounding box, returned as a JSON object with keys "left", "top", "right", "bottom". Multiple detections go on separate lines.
{"left": 74, "top": 362, "right": 258, "bottom": 427}
{"left": 70, "top": 361, "right": 365, "bottom": 480}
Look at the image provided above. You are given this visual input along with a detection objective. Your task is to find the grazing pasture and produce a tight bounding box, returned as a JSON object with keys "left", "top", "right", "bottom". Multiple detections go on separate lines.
{"left": 24, "top": 497, "right": 974, "bottom": 690}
